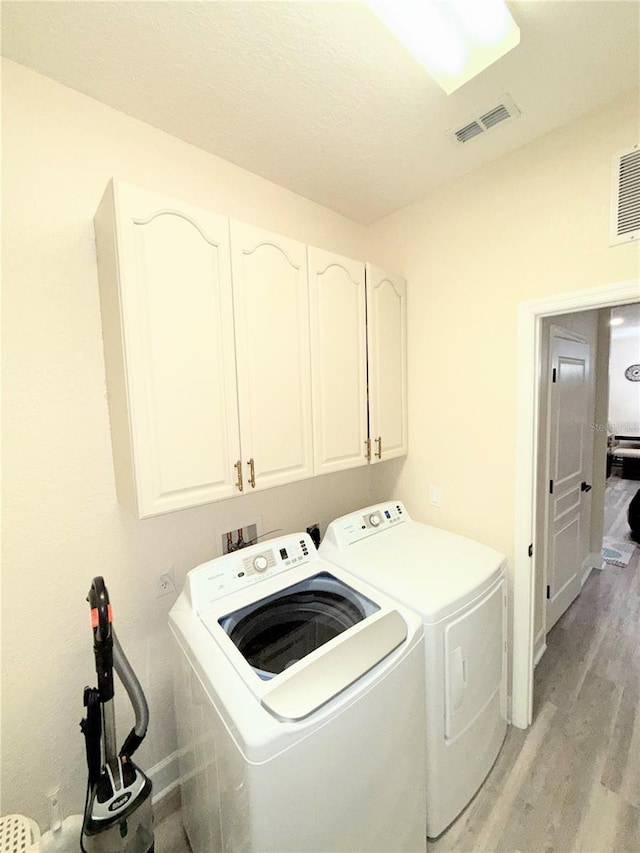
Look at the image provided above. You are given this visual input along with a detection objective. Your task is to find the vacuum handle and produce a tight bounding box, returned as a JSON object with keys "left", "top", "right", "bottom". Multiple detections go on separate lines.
{"left": 113, "top": 628, "right": 150, "bottom": 760}
{"left": 87, "top": 576, "right": 114, "bottom": 702}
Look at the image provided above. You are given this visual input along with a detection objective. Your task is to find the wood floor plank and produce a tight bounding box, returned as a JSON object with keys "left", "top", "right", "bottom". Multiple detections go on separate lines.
{"left": 600, "top": 685, "right": 638, "bottom": 795}
{"left": 613, "top": 797, "right": 640, "bottom": 852}
{"left": 574, "top": 783, "right": 621, "bottom": 853}
{"left": 619, "top": 706, "right": 640, "bottom": 810}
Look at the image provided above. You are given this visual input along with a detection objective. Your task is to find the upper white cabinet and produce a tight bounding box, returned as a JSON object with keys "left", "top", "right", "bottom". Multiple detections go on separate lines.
{"left": 308, "top": 252, "right": 407, "bottom": 472}
{"left": 366, "top": 264, "right": 408, "bottom": 463}
{"left": 95, "top": 180, "right": 407, "bottom": 518}
{"left": 95, "top": 180, "right": 241, "bottom": 518}
{"left": 230, "top": 222, "right": 314, "bottom": 491}
{"left": 308, "top": 247, "right": 368, "bottom": 474}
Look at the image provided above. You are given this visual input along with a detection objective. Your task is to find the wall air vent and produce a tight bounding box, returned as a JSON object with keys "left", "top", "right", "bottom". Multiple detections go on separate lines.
{"left": 447, "top": 94, "right": 521, "bottom": 145}
{"left": 610, "top": 144, "right": 640, "bottom": 246}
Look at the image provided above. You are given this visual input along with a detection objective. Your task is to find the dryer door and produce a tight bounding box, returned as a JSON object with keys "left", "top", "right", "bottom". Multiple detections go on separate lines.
{"left": 444, "top": 577, "right": 505, "bottom": 742}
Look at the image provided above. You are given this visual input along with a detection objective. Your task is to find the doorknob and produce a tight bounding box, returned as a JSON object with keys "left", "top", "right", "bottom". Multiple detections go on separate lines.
{"left": 581, "top": 481, "right": 592, "bottom": 492}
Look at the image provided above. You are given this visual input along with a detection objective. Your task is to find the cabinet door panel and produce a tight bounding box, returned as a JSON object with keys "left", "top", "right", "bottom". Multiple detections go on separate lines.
{"left": 366, "top": 264, "right": 408, "bottom": 463}
{"left": 309, "top": 247, "right": 368, "bottom": 473}
{"left": 231, "top": 222, "right": 313, "bottom": 490}
{"left": 97, "top": 182, "right": 240, "bottom": 517}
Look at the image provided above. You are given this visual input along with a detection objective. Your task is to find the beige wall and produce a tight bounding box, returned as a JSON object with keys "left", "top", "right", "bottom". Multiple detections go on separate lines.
{"left": 609, "top": 312, "right": 640, "bottom": 434}
{"left": 366, "top": 90, "right": 639, "bottom": 702}
{"left": 1, "top": 59, "right": 374, "bottom": 825}
{"left": 367, "top": 91, "right": 639, "bottom": 556}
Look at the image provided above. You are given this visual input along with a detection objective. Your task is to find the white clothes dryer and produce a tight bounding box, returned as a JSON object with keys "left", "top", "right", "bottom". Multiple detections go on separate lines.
{"left": 169, "top": 531, "right": 427, "bottom": 853}
{"left": 320, "top": 501, "right": 508, "bottom": 838}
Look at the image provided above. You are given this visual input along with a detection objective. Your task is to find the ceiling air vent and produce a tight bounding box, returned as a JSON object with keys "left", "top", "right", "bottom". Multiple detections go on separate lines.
{"left": 455, "top": 121, "right": 484, "bottom": 144}
{"left": 479, "top": 104, "right": 511, "bottom": 129}
{"left": 447, "top": 94, "right": 520, "bottom": 145}
{"left": 610, "top": 144, "right": 640, "bottom": 246}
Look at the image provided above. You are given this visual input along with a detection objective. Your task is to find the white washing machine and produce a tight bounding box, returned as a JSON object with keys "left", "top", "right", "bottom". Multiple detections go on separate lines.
{"left": 169, "top": 531, "right": 427, "bottom": 853}
{"left": 320, "top": 501, "right": 508, "bottom": 838}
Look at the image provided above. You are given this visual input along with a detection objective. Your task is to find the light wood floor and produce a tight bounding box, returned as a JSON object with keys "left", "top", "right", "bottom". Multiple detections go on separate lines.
{"left": 432, "top": 472, "right": 640, "bottom": 853}
{"left": 156, "top": 474, "right": 640, "bottom": 852}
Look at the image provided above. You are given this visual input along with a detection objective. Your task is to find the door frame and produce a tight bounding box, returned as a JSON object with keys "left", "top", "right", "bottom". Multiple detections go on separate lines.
{"left": 512, "top": 279, "right": 640, "bottom": 730}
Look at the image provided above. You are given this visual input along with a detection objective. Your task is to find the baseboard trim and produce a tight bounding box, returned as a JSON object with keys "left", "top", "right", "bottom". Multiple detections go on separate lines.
{"left": 533, "top": 626, "right": 546, "bottom": 668}
{"left": 582, "top": 551, "right": 603, "bottom": 585}
{"left": 534, "top": 642, "right": 547, "bottom": 668}
{"left": 148, "top": 750, "right": 181, "bottom": 806}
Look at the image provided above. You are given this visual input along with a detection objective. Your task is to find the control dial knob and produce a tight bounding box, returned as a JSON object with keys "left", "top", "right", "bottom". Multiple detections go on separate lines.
{"left": 369, "top": 513, "right": 381, "bottom": 527}
{"left": 253, "top": 555, "right": 269, "bottom": 573}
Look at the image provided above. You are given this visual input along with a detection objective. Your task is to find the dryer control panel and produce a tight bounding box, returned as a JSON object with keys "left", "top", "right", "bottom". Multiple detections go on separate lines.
{"left": 321, "top": 501, "right": 409, "bottom": 549}
{"left": 186, "top": 533, "right": 315, "bottom": 611}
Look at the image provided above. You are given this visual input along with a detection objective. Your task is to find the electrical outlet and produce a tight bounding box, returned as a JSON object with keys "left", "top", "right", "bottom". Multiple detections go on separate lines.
{"left": 157, "top": 570, "right": 176, "bottom": 598}
{"left": 429, "top": 486, "right": 442, "bottom": 507}
{"left": 47, "top": 786, "right": 63, "bottom": 833}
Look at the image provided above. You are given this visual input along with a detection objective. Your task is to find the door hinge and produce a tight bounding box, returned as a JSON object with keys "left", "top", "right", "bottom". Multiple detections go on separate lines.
{"left": 552, "top": 368, "right": 557, "bottom": 383}
{"left": 549, "top": 479, "right": 554, "bottom": 494}
{"left": 528, "top": 543, "right": 533, "bottom": 558}
{"left": 546, "top": 585, "right": 551, "bottom": 599}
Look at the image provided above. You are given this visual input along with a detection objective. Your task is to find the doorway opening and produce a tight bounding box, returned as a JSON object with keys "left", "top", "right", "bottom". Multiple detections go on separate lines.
{"left": 512, "top": 280, "right": 640, "bottom": 730}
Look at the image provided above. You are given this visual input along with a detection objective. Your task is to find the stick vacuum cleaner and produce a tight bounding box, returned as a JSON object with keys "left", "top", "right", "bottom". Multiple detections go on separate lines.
{"left": 80, "top": 577, "right": 154, "bottom": 853}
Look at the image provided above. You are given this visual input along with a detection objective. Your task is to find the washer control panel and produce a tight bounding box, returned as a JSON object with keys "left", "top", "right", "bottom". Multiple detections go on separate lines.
{"left": 320, "top": 502, "right": 409, "bottom": 549}
{"left": 187, "top": 533, "right": 314, "bottom": 611}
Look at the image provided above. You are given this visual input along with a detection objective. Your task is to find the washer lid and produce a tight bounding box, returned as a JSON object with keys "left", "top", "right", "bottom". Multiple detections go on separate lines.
{"left": 198, "top": 570, "right": 410, "bottom": 720}
{"left": 218, "top": 572, "right": 379, "bottom": 680}
{"left": 321, "top": 520, "right": 505, "bottom": 623}
{"left": 261, "top": 609, "right": 408, "bottom": 721}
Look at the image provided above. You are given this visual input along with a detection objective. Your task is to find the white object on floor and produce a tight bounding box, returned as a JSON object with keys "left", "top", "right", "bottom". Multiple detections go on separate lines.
{"left": 601, "top": 537, "right": 637, "bottom": 568}
{"left": 169, "top": 532, "right": 427, "bottom": 853}
{"left": 320, "top": 500, "right": 508, "bottom": 839}
{"left": 40, "top": 815, "right": 83, "bottom": 853}
{"left": 0, "top": 814, "right": 41, "bottom": 853}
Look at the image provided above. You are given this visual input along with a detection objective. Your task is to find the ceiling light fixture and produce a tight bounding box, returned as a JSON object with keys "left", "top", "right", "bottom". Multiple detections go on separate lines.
{"left": 367, "top": 0, "right": 520, "bottom": 94}
{"left": 610, "top": 317, "right": 625, "bottom": 326}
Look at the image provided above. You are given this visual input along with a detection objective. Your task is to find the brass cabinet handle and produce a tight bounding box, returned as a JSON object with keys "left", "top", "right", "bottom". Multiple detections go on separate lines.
{"left": 247, "top": 458, "right": 256, "bottom": 489}
{"left": 364, "top": 438, "right": 371, "bottom": 461}
{"left": 375, "top": 436, "right": 382, "bottom": 459}
{"left": 234, "top": 460, "right": 243, "bottom": 492}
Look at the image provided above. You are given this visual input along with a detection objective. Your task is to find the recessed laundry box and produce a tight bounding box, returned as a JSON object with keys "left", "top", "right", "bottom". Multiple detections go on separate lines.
{"left": 320, "top": 501, "right": 508, "bottom": 838}
{"left": 169, "top": 532, "right": 427, "bottom": 853}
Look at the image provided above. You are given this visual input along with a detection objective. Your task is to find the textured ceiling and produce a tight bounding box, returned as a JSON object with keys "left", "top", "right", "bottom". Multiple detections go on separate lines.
{"left": 2, "top": 1, "right": 639, "bottom": 224}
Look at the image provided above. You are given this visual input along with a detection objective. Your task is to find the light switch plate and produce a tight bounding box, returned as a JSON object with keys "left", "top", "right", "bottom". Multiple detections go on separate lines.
{"left": 429, "top": 486, "right": 442, "bottom": 507}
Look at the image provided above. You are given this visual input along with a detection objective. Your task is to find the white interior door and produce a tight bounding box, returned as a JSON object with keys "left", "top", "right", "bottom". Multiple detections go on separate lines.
{"left": 230, "top": 221, "right": 313, "bottom": 491}
{"left": 545, "top": 326, "right": 593, "bottom": 631}
{"left": 308, "top": 247, "right": 368, "bottom": 474}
